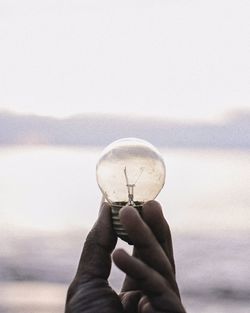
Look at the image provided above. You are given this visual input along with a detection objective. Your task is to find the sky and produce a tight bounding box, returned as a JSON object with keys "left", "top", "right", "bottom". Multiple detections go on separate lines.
{"left": 0, "top": 0, "right": 250, "bottom": 122}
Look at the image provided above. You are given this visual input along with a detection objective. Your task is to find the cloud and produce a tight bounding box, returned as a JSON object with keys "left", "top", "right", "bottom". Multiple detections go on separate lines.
{"left": 0, "top": 110, "right": 249, "bottom": 149}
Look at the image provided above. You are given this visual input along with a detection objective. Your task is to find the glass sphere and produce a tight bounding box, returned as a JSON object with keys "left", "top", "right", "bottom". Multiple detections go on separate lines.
{"left": 96, "top": 138, "right": 166, "bottom": 205}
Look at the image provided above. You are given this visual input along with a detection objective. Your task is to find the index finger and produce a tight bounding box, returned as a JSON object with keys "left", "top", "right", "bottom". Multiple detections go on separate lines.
{"left": 142, "top": 201, "right": 176, "bottom": 274}
{"left": 119, "top": 206, "right": 179, "bottom": 293}
{"left": 122, "top": 201, "right": 176, "bottom": 293}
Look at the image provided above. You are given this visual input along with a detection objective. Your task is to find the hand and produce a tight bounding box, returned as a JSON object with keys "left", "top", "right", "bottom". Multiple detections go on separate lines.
{"left": 65, "top": 200, "right": 186, "bottom": 313}
{"left": 65, "top": 202, "right": 123, "bottom": 313}
{"left": 113, "top": 201, "right": 186, "bottom": 313}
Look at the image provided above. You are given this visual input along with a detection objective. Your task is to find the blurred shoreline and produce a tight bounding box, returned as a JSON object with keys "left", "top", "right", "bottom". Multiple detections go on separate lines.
{"left": 1, "top": 110, "right": 250, "bottom": 149}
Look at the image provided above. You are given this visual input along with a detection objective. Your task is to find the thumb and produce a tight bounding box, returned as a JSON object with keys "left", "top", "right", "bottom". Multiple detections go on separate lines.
{"left": 75, "top": 202, "right": 117, "bottom": 281}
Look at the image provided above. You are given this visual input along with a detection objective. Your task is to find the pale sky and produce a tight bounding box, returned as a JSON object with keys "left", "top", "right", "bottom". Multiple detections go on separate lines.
{"left": 0, "top": 0, "right": 249, "bottom": 121}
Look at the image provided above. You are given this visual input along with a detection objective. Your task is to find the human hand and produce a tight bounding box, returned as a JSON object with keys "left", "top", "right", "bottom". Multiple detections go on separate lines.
{"left": 65, "top": 202, "right": 123, "bottom": 313}
{"left": 65, "top": 200, "right": 186, "bottom": 313}
{"left": 113, "top": 201, "right": 186, "bottom": 313}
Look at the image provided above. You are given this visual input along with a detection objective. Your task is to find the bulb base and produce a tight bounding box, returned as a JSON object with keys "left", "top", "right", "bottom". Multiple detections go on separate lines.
{"left": 111, "top": 201, "right": 143, "bottom": 245}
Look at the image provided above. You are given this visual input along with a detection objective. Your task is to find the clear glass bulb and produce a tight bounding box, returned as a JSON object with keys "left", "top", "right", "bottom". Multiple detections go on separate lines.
{"left": 96, "top": 137, "right": 166, "bottom": 243}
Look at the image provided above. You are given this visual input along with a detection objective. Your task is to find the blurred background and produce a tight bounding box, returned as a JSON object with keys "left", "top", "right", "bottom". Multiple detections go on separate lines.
{"left": 0, "top": 1, "right": 250, "bottom": 312}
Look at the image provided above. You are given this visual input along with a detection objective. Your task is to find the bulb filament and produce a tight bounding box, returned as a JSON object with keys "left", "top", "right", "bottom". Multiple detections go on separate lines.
{"left": 124, "top": 166, "right": 144, "bottom": 205}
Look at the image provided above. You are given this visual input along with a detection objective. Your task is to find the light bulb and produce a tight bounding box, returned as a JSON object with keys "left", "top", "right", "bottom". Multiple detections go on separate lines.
{"left": 96, "top": 137, "right": 166, "bottom": 244}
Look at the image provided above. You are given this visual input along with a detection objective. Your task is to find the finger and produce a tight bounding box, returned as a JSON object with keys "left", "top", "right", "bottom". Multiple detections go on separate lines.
{"left": 120, "top": 290, "right": 142, "bottom": 313}
{"left": 119, "top": 206, "right": 178, "bottom": 293}
{"left": 142, "top": 200, "right": 176, "bottom": 274}
{"left": 113, "top": 249, "right": 184, "bottom": 312}
{"left": 122, "top": 201, "right": 175, "bottom": 292}
{"left": 138, "top": 296, "right": 155, "bottom": 313}
{"left": 75, "top": 202, "right": 117, "bottom": 281}
{"left": 121, "top": 202, "right": 177, "bottom": 293}
{"left": 113, "top": 249, "right": 166, "bottom": 294}
{"left": 121, "top": 248, "right": 140, "bottom": 292}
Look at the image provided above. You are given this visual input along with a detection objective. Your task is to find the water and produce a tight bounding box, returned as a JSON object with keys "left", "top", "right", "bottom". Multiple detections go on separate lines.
{"left": 0, "top": 146, "right": 250, "bottom": 312}
{"left": 0, "top": 231, "right": 249, "bottom": 313}
{"left": 1, "top": 146, "right": 249, "bottom": 232}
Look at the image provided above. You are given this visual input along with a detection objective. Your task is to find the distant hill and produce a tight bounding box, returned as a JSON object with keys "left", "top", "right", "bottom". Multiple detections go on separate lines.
{"left": 0, "top": 110, "right": 250, "bottom": 149}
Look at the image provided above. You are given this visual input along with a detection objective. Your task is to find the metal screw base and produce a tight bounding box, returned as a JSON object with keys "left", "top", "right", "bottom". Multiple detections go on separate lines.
{"left": 111, "top": 201, "right": 143, "bottom": 245}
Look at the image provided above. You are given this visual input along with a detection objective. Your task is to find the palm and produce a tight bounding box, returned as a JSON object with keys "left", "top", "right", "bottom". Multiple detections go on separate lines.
{"left": 66, "top": 277, "right": 123, "bottom": 313}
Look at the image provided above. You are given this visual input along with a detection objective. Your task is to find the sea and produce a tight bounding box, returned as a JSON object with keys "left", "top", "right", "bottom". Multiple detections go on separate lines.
{"left": 0, "top": 146, "right": 250, "bottom": 313}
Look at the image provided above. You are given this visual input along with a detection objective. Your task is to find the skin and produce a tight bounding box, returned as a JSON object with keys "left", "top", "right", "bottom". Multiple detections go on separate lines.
{"left": 65, "top": 200, "right": 186, "bottom": 313}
